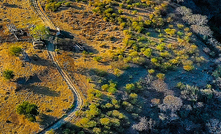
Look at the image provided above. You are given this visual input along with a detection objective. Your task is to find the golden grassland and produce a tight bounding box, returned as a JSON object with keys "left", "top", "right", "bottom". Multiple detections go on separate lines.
{"left": 0, "top": 43, "right": 74, "bottom": 133}
{"left": 0, "top": 0, "right": 43, "bottom": 29}
{"left": 0, "top": 0, "right": 75, "bottom": 133}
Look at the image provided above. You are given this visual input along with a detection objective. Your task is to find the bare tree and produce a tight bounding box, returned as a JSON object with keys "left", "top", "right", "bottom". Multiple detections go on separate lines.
{"left": 132, "top": 117, "right": 155, "bottom": 132}
{"left": 176, "top": 6, "right": 192, "bottom": 16}
{"left": 158, "top": 95, "right": 183, "bottom": 112}
{"left": 191, "top": 25, "right": 213, "bottom": 37}
{"left": 183, "top": 14, "right": 208, "bottom": 26}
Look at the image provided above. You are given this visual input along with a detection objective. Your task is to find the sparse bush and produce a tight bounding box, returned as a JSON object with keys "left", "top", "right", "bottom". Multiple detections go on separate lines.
{"left": 3, "top": 69, "right": 14, "bottom": 80}
{"left": 132, "top": 10, "right": 138, "bottom": 15}
{"left": 156, "top": 73, "right": 165, "bottom": 80}
{"left": 46, "top": 129, "right": 55, "bottom": 134}
{"left": 143, "top": 48, "right": 152, "bottom": 57}
{"left": 158, "top": 95, "right": 183, "bottom": 112}
{"left": 182, "top": 14, "right": 208, "bottom": 26}
{"left": 64, "top": 2, "right": 71, "bottom": 7}
{"left": 190, "top": 25, "right": 213, "bottom": 37}
{"left": 129, "top": 93, "right": 138, "bottom": 104}
{"left": 9, "top": 46, "right": 22, "bottom": 56}
{"left": 176, "top": 6, "right": 192, "bottom": 16}
{"left": 122, "top": 101, "right": 134, "bottom": 112}
{"left": 125, "top": 83, "right": 135, "bottom": 93}
{"left": 177, "top": 24, "right": 184, "bottom": 29}
{"left": 132, "top": 117, "right": 155, "bottom": 132}
{"left": 100, "top": 118, "right": 110, "bottom": 126}
{"left": 93, "top": 128, "right": 101, "bottom": 134}
{"left": 180, "top": 85, "right": 199, "bottom": 101}
{"left": 93, "top": 56, "right": 102, "bottom": 62}
{"left": 148, "top": 69, "right": 155, "bottom": 74}
{"left": 183, "top": 65, "right": 194, "bottom": 71}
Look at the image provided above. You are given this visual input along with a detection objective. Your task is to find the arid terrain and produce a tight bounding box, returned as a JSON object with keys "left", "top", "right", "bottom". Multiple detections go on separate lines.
{"left": 1, "top": 0, "right": 221, "bottom": 134}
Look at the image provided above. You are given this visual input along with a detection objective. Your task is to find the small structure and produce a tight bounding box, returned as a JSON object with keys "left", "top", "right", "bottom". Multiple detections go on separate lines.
{"left": 6, "top": 24, "right": 31, "bottom": 42}
{"left": 33, "top": 40, "right": 45, "bottom": 49}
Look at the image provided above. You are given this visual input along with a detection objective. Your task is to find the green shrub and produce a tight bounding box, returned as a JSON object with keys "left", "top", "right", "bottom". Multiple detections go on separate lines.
{"left": 101, "top": 84, "right": 109, "bottom": 91}
{"left": 65, "top": 2, "right": 71, "bottom": 7}
{"left": 118, "top": 9, "right": 123, "bottom": 14}
{"left": 3, "top": 70, "right": 14, "bottom": 80}
{"left": 9, "top": 46, "right": 22, "bottom": 56}
{"left": 16, "top": 101, "right": 39, "bottom": 122}
{"left": 93, "top": 56, "right": 102, "bottom": 62}
{"left": 132, "top": 10, "right": 138, "bottom": 15}
{"left": 156, "top": 73, "right": 165, "bottom": 80}
{"left": 100, "top": 118, "right": 110, "bottom": 126}
{"left": 125, "top": 83, "right": 135, "bottom": 93}
{"left": 143, "top": 48, "right": 152, "bottom": 57}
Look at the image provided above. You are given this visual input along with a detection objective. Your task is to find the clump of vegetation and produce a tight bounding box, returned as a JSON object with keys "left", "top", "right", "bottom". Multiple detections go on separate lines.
{"left": 16, "top": 101, "right": 39, "bottom": 122}
{"left": 9, "top": 46, "right": 22, "bottom": 56}
{"left": 42, "top": 0, "right": 221, "bottom": 133}
{"left": 3, "top": 69, "right": 14, "bottom": 80}
{"left": 101, "top": 81, "right": 118, "bottom": 94}
{"left": 30, "top": 25, "right": 49, "bottom": 40}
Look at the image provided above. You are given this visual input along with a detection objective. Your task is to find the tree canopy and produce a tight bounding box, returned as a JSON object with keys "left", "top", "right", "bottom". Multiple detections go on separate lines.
{"left": 9, "top": 46, "right": 22, "bottom": 56}
{"left": 30, "top": 25, "right": 49, "bottom": 40}
{"left": 16, "top": 101, "right": 39, "bottom": 122}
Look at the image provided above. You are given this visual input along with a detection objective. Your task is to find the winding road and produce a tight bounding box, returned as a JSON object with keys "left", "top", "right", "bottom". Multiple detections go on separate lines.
{"left": 29, "top": 0, "right": 83, "bottom": 133}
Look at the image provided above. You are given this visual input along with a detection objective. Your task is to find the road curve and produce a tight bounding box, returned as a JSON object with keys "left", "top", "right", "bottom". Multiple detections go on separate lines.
{"left": 29, "top": 0, "right": 84, "bottom": 133}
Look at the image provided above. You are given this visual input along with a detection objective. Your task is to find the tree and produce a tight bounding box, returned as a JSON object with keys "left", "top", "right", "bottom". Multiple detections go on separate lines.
{"left": 183, "top": 14, "right": 208, "bottom": 26}
{"left": 45, "top": 129, "right": 55, "bottom": 134}
{"left": 132, "top": 117, "right": 155, "bottom": 132}
{"left": 93, "top": 127, "right": 101, "bottom": 134}
{"left": 65, "top": 2, "right": 71, "bottom": 7}
{"left": 3, "top": 70, "right": 14, "bottom": 80}
{"left": 30, "top": 25, "right": 49, "bottom": 40}
{"left": 176, "top": 6, "right": 192, "bottom": 16}
{"left": 125, "top": 83, "right": 135, "bottom": 93}
{"left": 16, "top": 101, "right": 39, "bottom": 122}
{"left": 100, "top": 118, "right": 110, "bottom": 126}
{"left": 129, "top": 93, "right": 138, "bottom": 104}
{"left": 9, "top": 46, "right": 22, "bottom": 56}
{"left": 190, "top": 25, "right": 213, "bottom": 37}
{"left": 158, "top": 95, "right": 183, "bottom": 112}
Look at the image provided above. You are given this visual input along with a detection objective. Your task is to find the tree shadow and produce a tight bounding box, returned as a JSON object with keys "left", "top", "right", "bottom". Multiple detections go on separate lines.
{"left": 54, "top": 35, "right": 99, "bottom": 54}
{"left": 29, "top": 54, "right": 54, "bottom": 67}
{"left": 57, "top": 122, "right": 87, "bottom": 134}
{"left": 38, "top": 113, "right": 58, "bottom": 129}
{"left": 113, "top": 64, "right": 148, "bottom": 89}
{"left": 28, "top": 85, "right": 60, "bottom": 97}
{"left": 3, "top": 3, "right": 18, "bottom": 8}
{"left": 16, "top": 74, "right": 42, "bottom": 85}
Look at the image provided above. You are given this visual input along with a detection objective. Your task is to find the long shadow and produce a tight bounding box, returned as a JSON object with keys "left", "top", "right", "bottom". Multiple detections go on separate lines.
{"left": 3, "top": 3, "right": 18, "bottom": 8}
{"left": 28, "top": 85, "right": 60, "bottom": 97}
{"left": 57, "top": 122, "right": 86, "bottom": 134}
{"left": 50, "top": 29, "right": 98, "bottom": 54}
{"left": 39, "top": 113, "right": 58, "bottom": 129}
{"left": 16, "top": 74, "right": 42, "bottom": 85}
{"left": 30, "top": 54, "right": 54, "bottom": 67}
{"left": 113, "top": 64, "right": 148, "bottom": 89}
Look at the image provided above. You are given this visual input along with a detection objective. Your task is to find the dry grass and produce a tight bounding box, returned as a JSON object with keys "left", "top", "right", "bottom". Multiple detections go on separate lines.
{"left": 0, "top": 42, "right": 74, "bottom": 134}
{"left": 0, "top": 0, "right": 43, "bottom": 29}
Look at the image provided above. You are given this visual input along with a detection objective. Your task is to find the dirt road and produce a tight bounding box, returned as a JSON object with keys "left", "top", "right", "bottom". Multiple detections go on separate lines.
{"left": 29, "top": 0, "right": 83, "bottom": 133}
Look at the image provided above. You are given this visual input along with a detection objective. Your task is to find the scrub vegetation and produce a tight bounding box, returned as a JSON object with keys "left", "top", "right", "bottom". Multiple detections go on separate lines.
{"left": 1, "top": 0, "right": 221, "bottom": 133}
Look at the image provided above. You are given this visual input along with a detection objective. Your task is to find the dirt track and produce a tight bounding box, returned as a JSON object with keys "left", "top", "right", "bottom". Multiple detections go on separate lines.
{"left": 29, "top": 0, "right": 84, "bottom": 133}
